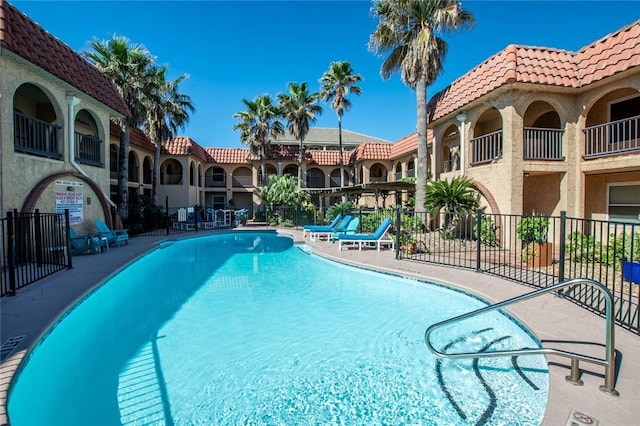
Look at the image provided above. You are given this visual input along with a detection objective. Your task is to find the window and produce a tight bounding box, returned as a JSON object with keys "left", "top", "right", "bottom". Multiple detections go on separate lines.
{"left": 608, "top": 183, "right": 640, "bottom": 224}
{"left": 212, "top": 195, "right": 226, "bottom": 210}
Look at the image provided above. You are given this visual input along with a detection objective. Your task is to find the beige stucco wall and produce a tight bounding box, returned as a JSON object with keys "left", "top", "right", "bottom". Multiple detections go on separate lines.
{"left": 1, "top": 51, "right": 117, "bottom": 228}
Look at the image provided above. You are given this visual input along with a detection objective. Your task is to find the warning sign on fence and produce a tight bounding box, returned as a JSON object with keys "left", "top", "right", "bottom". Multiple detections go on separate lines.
{"left": 55, "top": 192, "right": 84, "bottom": 225}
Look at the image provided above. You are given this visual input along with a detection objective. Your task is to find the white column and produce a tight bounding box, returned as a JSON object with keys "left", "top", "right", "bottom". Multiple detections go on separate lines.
{"left": 456, "top": 111, "right": 467, "bottom": 177}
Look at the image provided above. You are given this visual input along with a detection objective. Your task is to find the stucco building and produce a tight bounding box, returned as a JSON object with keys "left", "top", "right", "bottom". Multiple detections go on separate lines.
{"left": 2, "top": 0, "right": 639, "bottom": 230}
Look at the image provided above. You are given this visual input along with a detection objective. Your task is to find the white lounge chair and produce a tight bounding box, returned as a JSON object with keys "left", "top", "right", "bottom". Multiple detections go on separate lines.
{"left": 337, "top": 218, "right": 394, "bottom": 251}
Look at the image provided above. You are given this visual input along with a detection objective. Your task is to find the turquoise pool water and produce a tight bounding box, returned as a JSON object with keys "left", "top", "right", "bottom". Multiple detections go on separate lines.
{"left": 8, "top": 231, "right": 548, "bottom": 425}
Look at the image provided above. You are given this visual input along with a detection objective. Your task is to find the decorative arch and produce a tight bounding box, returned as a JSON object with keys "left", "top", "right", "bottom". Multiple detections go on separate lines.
{"left": 369, "top": 163, "right": 388, "bottom": 182}
{"left": 21, "top": 172, "right": 115, "bottom": 228}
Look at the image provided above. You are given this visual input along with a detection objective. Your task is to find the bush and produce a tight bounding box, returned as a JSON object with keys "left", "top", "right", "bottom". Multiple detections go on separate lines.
{"left": 516, "top": 214, "right": 549, "bottom": 243}
{"left": 473, "top": 216, "right": 499, "bottom": 247}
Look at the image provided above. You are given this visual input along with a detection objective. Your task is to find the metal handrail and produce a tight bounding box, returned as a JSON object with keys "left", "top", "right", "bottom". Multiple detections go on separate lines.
{"left": 424, "top": 278, "right": 619, "bottom": 396}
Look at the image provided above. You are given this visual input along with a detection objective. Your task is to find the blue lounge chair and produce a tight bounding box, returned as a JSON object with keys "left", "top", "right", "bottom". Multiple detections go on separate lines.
{"left": 310, "top": 215, "right": 353, "bottom": 241}
{"left": 331, "top": 216, "right": 360, "bottom": 242}
{"left": 337, "top": 218, "right": 394, "bottom": 251}
{"left": 302, "top": 213, "right": 343, "bottom": 238}
{"left": 95, "top": 219, "right": 129, "bottom": 247}
{"left": 196, "top": 210, "right": 216, "bottom": 229}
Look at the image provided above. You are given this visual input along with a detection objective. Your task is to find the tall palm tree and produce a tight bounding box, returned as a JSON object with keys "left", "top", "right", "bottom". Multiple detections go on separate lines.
{"left": 233, "top": 95, "right": 284, "bottom": 183}
{"left": 143, "top": 65, "right": 195, "bottom": 204}
{"left": 369, "top": 0, "right": 474, "bottom": 211}
{"left": 277, "top": 82, "right": 322, "bottom": 188}
{"left": 319, "top": 61, "right": 362, "bottom": 188}
{"left": 85, "top": 36, "right": 155, "bottom": 220}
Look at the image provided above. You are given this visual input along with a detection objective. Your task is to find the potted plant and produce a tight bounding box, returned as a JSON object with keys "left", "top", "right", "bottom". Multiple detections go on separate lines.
{"left": 620, "top": 232, "right": 640, "bottom": 284}
{"left": 399, "top": 231, "right": 417, "bottom": 255}
{"left": 516, "top": 213, "right": 552, "bottom": 267}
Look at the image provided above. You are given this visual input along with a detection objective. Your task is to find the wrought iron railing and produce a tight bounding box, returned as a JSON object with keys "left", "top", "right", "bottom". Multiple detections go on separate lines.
{"left": 471, "top": 130, "right": 502, "bottom": 165}
{"left": 524, "top": 127, "right": 564, "bottom": 160}
{"left": 584, "top": 115, "right": 640, "bottom": 158}
{"left": 74, "top": 132, "right": 103, "bottom": 166}
{"left": 232, "top": 175, "right": 253, "bottom": 187}
{"left": 13, "top": 111, "right": 63, "bottom": 159}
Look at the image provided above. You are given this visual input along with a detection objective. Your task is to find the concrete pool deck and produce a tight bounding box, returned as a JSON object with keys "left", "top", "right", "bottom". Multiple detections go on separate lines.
{"left": 1, "top": 228, "right": 638, "bottom": 425}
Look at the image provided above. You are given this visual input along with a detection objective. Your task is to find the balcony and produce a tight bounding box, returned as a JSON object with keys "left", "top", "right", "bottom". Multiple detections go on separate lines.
{"left": 75, "top": 132, "right": 103, "bottom": 167}
{"left": 306, "top": 176, "right": 325, "bottom": 188}
{"left": 128, "top": 166, "right": 139, "bottom": 182}
{"left": 143, "top": 170, "right": 152, "bottom": 184}
{"left": 523, "top": 128, "right": 564, "bottom": 160}
{"left": 471, "top": 130, "right": 502, "bottom": 165}
{"left": 14, "top": 111, "right": 62, "bottom": 159}
{"left": 232, "top": 175, "right": 253, "bottom": 187}
{"left": 205, "top": 176, "right": 226, "bottom": 187}
{"left": 583, "top": 115, "right": 639, "bottom": 158}
{"left": 163, "top": 173, "right": 182, "bottom": 185}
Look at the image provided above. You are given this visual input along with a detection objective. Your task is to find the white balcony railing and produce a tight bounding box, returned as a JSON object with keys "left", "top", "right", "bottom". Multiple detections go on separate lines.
{"left": 523, "top": 127, "right": 564, "bottom": 160}
{"left": 471, "top": 130, "right": 502, "bottom": 165}
{"left": 584, "top": 115, "right": 639, "bottom": 158}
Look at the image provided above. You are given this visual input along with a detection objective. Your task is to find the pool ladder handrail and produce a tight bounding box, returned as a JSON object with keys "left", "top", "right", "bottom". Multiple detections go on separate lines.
{"left": 424, "top": 278, "right": 619, "bottom": 396}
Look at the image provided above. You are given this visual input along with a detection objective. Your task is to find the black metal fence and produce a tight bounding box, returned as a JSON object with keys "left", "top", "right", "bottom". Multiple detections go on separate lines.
{"left": 393, "top": 209, "right": 639, "bottom": 335}
{"left": 1, "top": 210, "right": 71, "bottom": 297}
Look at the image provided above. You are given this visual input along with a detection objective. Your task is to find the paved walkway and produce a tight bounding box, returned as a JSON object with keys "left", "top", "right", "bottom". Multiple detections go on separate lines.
{"left": 1, "top": 228, "right": 638, "bottom": 425}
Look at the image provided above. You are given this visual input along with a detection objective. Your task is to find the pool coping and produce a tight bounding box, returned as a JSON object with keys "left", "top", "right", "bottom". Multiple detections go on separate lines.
{"left": 1, "top": 228, "right": 638, "bottom": 425}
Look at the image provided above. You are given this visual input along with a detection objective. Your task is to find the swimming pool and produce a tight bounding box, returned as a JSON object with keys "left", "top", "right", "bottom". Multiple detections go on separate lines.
{"left": 8, "top": 231, "right": 548, "bottom": 425}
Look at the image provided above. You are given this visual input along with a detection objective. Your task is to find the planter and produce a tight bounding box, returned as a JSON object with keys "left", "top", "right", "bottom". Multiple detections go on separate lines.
{"left": 401, "top": 243, "right": 417, "bottom": 255}
{"left": 525, "top": 242, "right": 553, "bottom": 268}
{"left": 621, "top": 260, "right": 640, "bottom": 284}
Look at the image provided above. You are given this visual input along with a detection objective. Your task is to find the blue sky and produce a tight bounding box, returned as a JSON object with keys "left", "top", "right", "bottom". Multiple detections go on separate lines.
{"left": 12, "top": 1, "right": 639, "bottom": 148}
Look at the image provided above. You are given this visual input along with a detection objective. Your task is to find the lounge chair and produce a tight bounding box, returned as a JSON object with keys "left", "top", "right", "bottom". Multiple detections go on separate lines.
{"left": 69, "top": 228, "right": 106, "bottom": 255}
{"left": 196, "top": 210, "right": 216, "bottom": 229}
{"left": 302, "top": 213, "right": 343, "bottom": 238}
{"left": 310, "top": 215, "right": 353, "bottom": 241}
{"left": 331, "top": 216, "right": 360, "bottom": 242}
{"left": 337, "top": 218, "right": 395, "bottom": 251}
{"left": 173, "top": 207, "right": 195, "bottom": 230}
{"left": 95, "top": 219, "right": 129, "bottom": 247}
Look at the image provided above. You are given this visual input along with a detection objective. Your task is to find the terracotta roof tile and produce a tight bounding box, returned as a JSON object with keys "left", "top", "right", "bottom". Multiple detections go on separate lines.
{"left": 389, "top": 133, "right": 417, "bottom": 159}
{"left": 109, "top": 122, "right": 155, "bottom": 152}
{"left": 308, "top": 150, "right": 341, "bottom": 166}
{"left": 348, "top": 143, "right": 392, "bottom": 162}
{"left": 0, "top": 1, "right": 128, "bottom": 116}
{"left": 163, "top": 137, "right": 211, "bottom": 162}
{"left": 427, "top": 19, "right": 640, "bottom": 122}
{"left": 204, "top": 148, "right": 251, "bottom": 164}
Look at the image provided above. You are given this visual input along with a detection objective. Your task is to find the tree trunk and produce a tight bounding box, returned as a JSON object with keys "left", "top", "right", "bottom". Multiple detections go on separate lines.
{"left": 415, "top": 78, "right": 428, "bottom": 213}
{"left": 338, "top": 114, "right": 347, "bottom": 203}
{"left": 298, "top": 139, "right": 304, "bottom": 188}
{"left": 118, "top": 125, "right": 131, "bottom": 220}
{"left": 152, "top": 141, "right": 161, "bottom": 205}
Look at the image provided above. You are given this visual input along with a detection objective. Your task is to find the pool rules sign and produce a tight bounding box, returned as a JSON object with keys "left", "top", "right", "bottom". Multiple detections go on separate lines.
{"left": 55, "top": 180, "right": 84, "bottom": 225}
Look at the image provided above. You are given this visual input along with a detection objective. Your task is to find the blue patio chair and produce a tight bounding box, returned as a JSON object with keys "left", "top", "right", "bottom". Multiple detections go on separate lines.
{"left": 95, "top": 219, "right": 129, "bottom": 247}
{"left": 310, "top": 215, "right": 353, "bottom": 241}
{"left": 302, "top": 213, "right": 343, "bottom": 238}
{"left": 337, "top": 218, "right": 394, "bottom": 251}
{"left": 69, "top": 228, "right": 106, "bottom": 255}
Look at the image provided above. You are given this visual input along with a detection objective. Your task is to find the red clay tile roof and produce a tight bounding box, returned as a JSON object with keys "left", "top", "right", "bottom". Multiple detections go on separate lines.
{"left": 204, "top": 148, "right": 251, "bottom": 164}
{"left": 308, "top": 150, "right": 341, "bottom": 166}
{"left": 0, "top": 1, "right": 128, "bottom": 116}
{"left": 109, "top": 122, "right": 155, "bottom": 152}
{"left": 390, "top": 133, "right": 418, "bottom": 159}
{"left": 164, "top": 137, "right": 211, "bottom": 162}
{"left": 427, "top": 19, "right": 640, "bottom": 122}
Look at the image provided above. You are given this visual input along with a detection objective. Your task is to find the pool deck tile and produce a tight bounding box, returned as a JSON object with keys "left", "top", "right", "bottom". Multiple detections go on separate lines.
{"left": 1, "top": 228, "right": 638, "bottom": 425}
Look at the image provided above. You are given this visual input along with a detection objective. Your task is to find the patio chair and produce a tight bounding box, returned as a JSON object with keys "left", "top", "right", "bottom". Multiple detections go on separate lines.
{"left": 302, "top": 213, "right": 343, "bottom": 238}
{"left": 173, "top": 207, "right": 195, "bottom": 230}
{"left": 310, "top": 215, "right": 353, "bottom": 242}
{"left": 69, "top": 228, "right": 106, "bottom": 255}
{"left": 331, "top": 217, "right": 360, "bottom": 242}
{"left": 196, "top": 210, "right": 216, "bottom": 230}
{"left": 95, "top": 219, "right": 129, "bottom": 247}
{"left": 337, "top": 218, "right": 394, "bottom": 251}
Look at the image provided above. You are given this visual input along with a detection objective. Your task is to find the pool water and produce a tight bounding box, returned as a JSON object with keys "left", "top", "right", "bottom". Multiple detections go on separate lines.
{"left": 8, "top": 232, "right": 548, "bottom": 425}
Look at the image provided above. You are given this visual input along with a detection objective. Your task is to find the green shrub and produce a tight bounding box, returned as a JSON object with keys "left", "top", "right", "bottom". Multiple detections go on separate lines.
{"left": 473, "top": 216, "right": 499, "bottom": 247}
{"left": 516, "top": 214, "right": 549, "bottom": 243}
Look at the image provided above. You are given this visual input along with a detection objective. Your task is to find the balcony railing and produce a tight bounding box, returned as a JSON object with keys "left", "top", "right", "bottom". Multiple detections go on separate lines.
{"left": 14, "top": 111, "right": 62, "bottom": 159}
{"left": 443, "top": 160, "right": 452, "bottom": 172}
{"left": 394, "top": 171, "right": 402, "bottom": 181}
{"left": 584, "top": 115, "right": 639, "bottom": 158}
{"left": 370, "top": 176, "right": 387, "bottom": 183}
{"left": 205, "top": 176, "right": 226, "bottom": 187}
{"left": 471, "top": 130, "right": 502, "bottom": 165}
{"left": 74, "top": 132, "right": 103, "bottom": 167}
{"left": 306, "top": 176, "right": 325, "bottom": 188}
{"left": 523, "top": 127, "right": 564, "bottom": 160}
{"left": 330, "top": 177, "right": 341, "bottom": 187}
{"left": 163, "top": 173, "right": 182, "bottom": 185}
{"left": 232, "top": 175, "right": 253, "bottom": 187}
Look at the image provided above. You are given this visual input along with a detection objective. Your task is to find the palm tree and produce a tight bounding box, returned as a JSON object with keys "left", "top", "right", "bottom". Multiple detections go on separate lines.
{"left": 319, "top": 61, "right": 362, "bottom": 188}
{"left": 85, "top": 36, "right": 155, "bottom": 220}
{"left": 142, "top": 65, "right": 195, "bottom": 204}
{"left": 369, "top": 0, "right": 474, "bottom": 212}
{"left": 233, "top": 95, "right": 284, "bottom": 184}
{"left": 277, "top": 82, "right": 322, "bottom": 188}
{"left": 424, "top": 176, "right": 479, "bottom": 232}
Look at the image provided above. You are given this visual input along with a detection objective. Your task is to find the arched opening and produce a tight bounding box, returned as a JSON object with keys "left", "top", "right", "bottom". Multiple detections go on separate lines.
{"left": 189, "top": 162, "right": 195, "bottom": 186}
{"left": 161, "top": 159, "right": 183, "bottom": 185}
{"left": 232, "top": 166, "right": 252, "bottom": 187}
{"left": 306, "top": 168, "right": 325, "bottom": 188}
{"left": 142, "top": 157, "right": 152, "bottom": 184}
{"left": 13, "top": 83, "right": 62, "bottom": 160}
{"left": 205, "top": 166, "right": 226, "bottom": 187}
{"left": 259, "top": 164, "right": 278, "bottom": 186}
{"left": 523, "top": 101, "right": 563, "bottom": 160}
{"left": 370, "top": 163, "right": 387, "bottom": 183}
{"left": 441, "top": 124, "right": 459, "bottom": 172}
{"left": 109, "top": 144, "right": 119, "bottom": 180}
{"left": 74, "top": 109, "right": 103, "bottom": 166}
{"left": 471, "top": 107, "right": 503, "bottom": 165}
{"left": 128, "top": 151, "right": 139, "bottom": 182}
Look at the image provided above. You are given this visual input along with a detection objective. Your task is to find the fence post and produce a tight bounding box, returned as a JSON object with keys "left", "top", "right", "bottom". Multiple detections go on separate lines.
{"left": 476, "top": 209, "right": 482, "bottom": 272}
{"left": 165, "top": 196, "right": 170, "bottom": 236}
{"left": 7, "top": 211, "right": 17, "bottom": 295}
{"left": 35, "top": 209, "right": 43, "bottom": 266}
{"left": 559, "top": 211, "right": 566, "bottom": 283}
{"left": 395, "top": 207, "right": 401, "bottom": 260}
{"left": 65, "top": 209, "right": 73, "bottom": 269}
